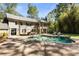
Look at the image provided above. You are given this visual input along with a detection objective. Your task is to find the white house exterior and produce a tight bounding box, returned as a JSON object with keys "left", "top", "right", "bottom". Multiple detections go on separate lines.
{"left": 1, "top": 13, "right": 48, "bottom": 37}
{"left": 0, "top": 23, "right": 8, "bottom": 34}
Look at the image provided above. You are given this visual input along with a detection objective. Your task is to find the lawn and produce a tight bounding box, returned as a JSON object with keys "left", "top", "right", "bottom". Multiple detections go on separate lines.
{"left": 64, "top": 34, "right": 79, "bottom": 39}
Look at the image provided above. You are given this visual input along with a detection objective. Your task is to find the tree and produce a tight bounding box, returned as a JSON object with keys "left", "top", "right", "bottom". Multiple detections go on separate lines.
{"left": 47, "top": 8, "right": 59, "bottom": 33}
{"left": 47, "top": 3, "right": 79, "bottom": 34}
{"left": 0, "top": 3, "right": 22, "bottom": 22}
{"left": 27, "top": 3, "right": 38, "bottom": 18}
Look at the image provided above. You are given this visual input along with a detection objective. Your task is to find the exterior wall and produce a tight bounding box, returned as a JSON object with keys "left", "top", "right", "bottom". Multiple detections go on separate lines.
{"left": 8, "top": 19, "right": 36, "bottom": 36}
{"left": 0, "top": 30, "right": 8, "bottom": 33}
{"left": 39, "top": 23, "right": 48, "bottom": 34}
{"left": 8, "top": 18, "right": 48, "bottom": 36}
{"left": 8, "top": 20, "right": 19, "bottom": 36}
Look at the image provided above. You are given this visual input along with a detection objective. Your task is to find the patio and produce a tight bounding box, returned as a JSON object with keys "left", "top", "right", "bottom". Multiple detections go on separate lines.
{"left": 0, "top": 38, "right": 79, "bottom": 56}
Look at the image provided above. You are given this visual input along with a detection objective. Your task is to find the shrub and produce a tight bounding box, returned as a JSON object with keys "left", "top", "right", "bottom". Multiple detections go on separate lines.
{"left": 0, "top": 32, "right": 8, "bottom": 42}
{"left": 3, "top": 32, "right": 8, "bottom": 39}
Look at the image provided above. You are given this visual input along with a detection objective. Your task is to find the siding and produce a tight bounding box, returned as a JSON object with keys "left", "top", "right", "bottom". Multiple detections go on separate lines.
{"left": 0, "top": 23, "right": 8, "bottom": 30}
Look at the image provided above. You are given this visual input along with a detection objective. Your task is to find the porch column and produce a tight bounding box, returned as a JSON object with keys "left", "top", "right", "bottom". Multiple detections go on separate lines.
{"left": 42, "top": 23, "right": 43, "bottom": 33}
{"left": 45, "top": 23, "right": 48, "bottom": 33}
{"left": 39, "top": 22, "right": 41, "bottom": 34}
{"left": 46, "top": 28, "right": 48, "bottom": 33}
{"left": 17, "top": 28, "right": 19, "bottom": 36}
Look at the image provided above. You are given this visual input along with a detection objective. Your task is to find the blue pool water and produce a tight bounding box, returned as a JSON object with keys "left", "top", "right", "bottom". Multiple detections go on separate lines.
{"left": 29, "top": 35, "right": 75, "bottom": 44}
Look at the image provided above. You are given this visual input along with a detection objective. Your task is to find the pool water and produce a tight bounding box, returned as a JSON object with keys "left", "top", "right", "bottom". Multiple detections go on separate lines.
{"left": 30, "top": 35, "right": 75, "bottom": 44}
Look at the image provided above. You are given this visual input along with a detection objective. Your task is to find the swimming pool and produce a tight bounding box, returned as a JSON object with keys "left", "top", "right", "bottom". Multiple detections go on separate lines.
{"left": 28, "top": 35, "right": 75, "bottom": 44}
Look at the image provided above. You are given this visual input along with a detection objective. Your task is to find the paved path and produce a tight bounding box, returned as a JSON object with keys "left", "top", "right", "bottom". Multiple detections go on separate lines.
{"left": 0, "top": 38, "right": 79, "bottom": 56}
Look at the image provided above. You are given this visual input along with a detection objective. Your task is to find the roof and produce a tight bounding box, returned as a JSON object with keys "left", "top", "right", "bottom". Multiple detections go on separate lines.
{"left": 0, "top": 23, "right": 8, "bottom": 30}
{"left": 6, "top": 13, "right": 47, "bottom": 23}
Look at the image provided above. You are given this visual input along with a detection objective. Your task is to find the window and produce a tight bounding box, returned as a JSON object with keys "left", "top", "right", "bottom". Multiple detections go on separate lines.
{"left": 20, "top": 22, "right": 22, "bottom": 25}
{"left": 43, "top": 29, "right": 47, "bottom": 33}
{"left": 15, "top": 21, "right": 17, "bottom": 25}
{"left": 11, "top": 28, "right": 16, "bottom": 35}
{"left": 32, "top": 29, "right": 36, "bottom": 32}
{"left": 22, "top": 29, "right": 26, "bottom": 33}
{"left": 26, "top": 23, "right": 31, "bottom": 26}
{"left": 26, "top": 23, "right": 27, "bottom": 25}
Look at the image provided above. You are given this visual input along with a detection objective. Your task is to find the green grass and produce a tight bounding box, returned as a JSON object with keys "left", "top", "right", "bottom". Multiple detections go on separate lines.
{"left": 64, "top": 34, "right": 79, "bottom": 39}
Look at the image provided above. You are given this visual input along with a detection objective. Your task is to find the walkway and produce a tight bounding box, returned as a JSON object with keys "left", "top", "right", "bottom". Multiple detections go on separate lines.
{"left": 0, "top": 38, "right": 79, "bottom": 56}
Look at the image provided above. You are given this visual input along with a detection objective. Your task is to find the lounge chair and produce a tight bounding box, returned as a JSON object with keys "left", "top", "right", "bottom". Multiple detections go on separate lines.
{"left": 53, "top": 32, "right": 57, "bottom": 35}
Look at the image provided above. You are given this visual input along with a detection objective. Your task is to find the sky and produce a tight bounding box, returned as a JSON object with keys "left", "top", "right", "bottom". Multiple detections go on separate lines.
{"left": 16, "top": 3, "right": 57, "bottom": 18}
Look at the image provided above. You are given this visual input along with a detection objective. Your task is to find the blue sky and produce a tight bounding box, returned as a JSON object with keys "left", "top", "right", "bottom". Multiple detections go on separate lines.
{"left": 16, "top": 3, "right": 57, "bottom": 18}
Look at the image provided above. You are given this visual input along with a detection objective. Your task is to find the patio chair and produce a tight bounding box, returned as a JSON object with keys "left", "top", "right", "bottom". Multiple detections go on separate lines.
{"left": 57, "top": 32, "right": 62, "bottom": 35}
{"left": 53, "top": 32, "right": 57, "bottom": 35}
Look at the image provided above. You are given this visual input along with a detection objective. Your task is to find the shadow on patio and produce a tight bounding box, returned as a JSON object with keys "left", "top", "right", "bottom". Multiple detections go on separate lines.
{"left": 0, "top": 39, "right": 79, "bottom": 56}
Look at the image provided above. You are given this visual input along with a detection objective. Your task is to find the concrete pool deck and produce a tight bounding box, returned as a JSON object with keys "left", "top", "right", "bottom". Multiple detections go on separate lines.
{"left": 8, "top": 34, "right": 69, "bottom": 39}
{"left": 0, "top": 34, "right": 79, "bottom": 56}
{"left": 0, "top": 38, "right": 79, "bottom": 56}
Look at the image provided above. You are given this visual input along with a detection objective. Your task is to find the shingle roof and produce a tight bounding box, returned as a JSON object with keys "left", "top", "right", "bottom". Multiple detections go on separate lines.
{"left": 0, "top": 23, "right": 8, "bottom": 30}
{"left": 6, "top": 13, "right": 47, "bottom": 23}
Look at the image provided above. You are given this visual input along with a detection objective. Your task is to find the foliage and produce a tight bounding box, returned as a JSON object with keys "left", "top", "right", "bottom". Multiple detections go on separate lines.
{"left": 0, "top": 32, "right": 8, "bottom": 42}
{"left": 64, "top": 34, "right": 79, "bottom": 39}
{"left": 0, "top": 3, "right": 22, "bottom": 22}
{"left": 47, "top": 3, "right": 79, "bottom": 34}
{"left": 27, "top": 3, "right": 38, "bottom": 18}
{"left": 48, "top": 21, "right": 54, "bottom": 33}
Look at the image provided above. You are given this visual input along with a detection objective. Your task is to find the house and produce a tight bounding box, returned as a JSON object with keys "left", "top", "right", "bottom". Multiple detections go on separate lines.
{"left": 1, "top": 13, "right": 48, "bottom": 37}
{"left": 0, "top": 23, "right": 8, "bottom": 34}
